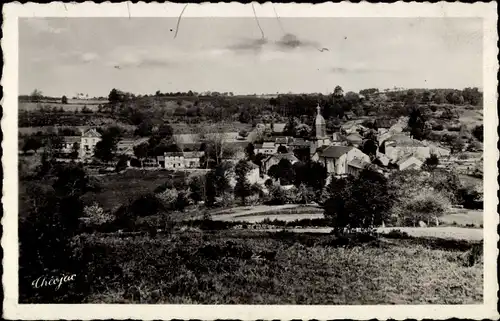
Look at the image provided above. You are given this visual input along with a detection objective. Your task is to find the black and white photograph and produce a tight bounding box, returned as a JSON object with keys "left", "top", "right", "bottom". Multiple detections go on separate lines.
{"left": 2, "top": 2, "right": 498, "bottom": 320}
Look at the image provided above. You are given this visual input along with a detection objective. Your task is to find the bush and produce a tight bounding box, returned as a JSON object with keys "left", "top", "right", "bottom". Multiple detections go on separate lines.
{"left": 267, "top": 185, "right": 288, "bottom": 205}
{"left": 157, "top": 188, "right": 179, "bottom": 209}
{"left": 432, "top": 124, "right": 444, "bottom": 131}
{"left": 83, "top": 203, "right": 114, "bottom": 226}
{"left": 383, "top": 229, "right": 411, "bottom": 239}
{"left": 462, "top": 242, "right": 483, "bottom": 267}
{"left": 292, "top": 184, "right": 314, "bottom": 204}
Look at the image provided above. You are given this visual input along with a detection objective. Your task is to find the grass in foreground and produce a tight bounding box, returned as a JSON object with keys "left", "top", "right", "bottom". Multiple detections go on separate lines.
{"left": 74, "top": 230, "right": 482, "bottom": 305}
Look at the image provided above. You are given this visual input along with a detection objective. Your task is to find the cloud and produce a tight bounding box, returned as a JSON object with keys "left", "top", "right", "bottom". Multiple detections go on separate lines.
{"left": 106, "top": 49, "right": 173, "bottom": 69}
{"left": 80, "top": 52, "right": 99, "bottom": 63}
{"left": 227, "top": 38, "right": 268, "bottom": 53}
{"left": 275, "top": 33, "right": 319, "bottom": 50}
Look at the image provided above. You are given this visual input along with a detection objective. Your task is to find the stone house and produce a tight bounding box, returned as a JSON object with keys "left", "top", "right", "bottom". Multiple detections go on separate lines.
{"left": 262, "top": 153, "right": 299, "bottom": 174}
{"left": 396, "top": 154, "right": 424, "bottom": 171}
{"left": 255, "top": 142, "right": 277, "bottom": 155}
{"left": 161, "top": 150, "right": 205, "bottom": 169}
{"left": 381, "top": 134, "right": 430, "bottom": 162}
{"left": 312, "top": 145, "right": 370, "bottom": 175}
{"left": 346, "top": 158, "right": 372, "bottom": 176}
{"left": 79, "top": 128, "right": 102, "bottom": 161}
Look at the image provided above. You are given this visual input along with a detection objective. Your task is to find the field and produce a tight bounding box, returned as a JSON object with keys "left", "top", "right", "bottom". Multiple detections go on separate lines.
{"left": 81, "top": 169, "right": 188, "bottom": 211}
{"left": 439, "top": 210, "right": 483, "bottom": 227}
{"left": 76, "top": 230, "right": 483, "bottom": 304}
{"left": 19, "top": 100, "right": 107, "bottom": 111}
{"left": 458, "top": 108, "right": 483, "bottom": 129}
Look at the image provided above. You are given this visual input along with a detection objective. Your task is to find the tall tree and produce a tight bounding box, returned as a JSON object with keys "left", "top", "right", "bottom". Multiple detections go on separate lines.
{"left": 234, "top": 160, "right": 253, "bottom": 204}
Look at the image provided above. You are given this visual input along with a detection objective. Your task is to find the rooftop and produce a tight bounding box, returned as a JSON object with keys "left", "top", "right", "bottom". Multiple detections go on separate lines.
{"left": 264, "top": 153, "right": 299, "bottom": 164}
{"left": 82, "top": 128, "right": 101, "bottom": 138}
{"left": 347, "top": 158, "right": 370, "bottom": 169}
{"left": 317, "top": 146, "right": 354, "bottom": 158}
{"left": 63, "top": 136, "right": 81, "bottom": 143}
{"left": 384, "top": 134, "right": 425, "bottom": 147}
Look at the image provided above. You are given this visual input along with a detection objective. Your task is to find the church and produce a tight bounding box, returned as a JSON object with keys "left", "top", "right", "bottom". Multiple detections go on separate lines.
{"left": 309, "top": 103, "right": 331, "bottom": 155}
{"left": 309, "top": 102, "right": 371, "bottom": 176}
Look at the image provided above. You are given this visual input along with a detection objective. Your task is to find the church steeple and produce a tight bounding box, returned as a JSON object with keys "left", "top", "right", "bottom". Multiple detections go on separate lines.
{"left": 315, "top": 103, "right": 326, "bottom": 139}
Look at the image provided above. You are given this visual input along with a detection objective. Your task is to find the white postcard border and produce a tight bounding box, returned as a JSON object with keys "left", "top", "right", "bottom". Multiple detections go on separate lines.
{"left": 2, "top": 2, "right": 498, "bottom": 320}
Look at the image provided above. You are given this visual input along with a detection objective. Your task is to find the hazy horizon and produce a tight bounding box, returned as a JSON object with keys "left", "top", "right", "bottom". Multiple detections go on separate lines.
{"left": 19, "top": 17, "right": 483, "bottom": 97}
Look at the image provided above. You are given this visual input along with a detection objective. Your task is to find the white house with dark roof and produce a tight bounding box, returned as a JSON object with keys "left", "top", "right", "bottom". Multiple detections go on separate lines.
{"left": 312, "top": 145, "right": 370, "bottom": 175}
{"left": 79, "top": 128, "right": 102, "bottom": 161}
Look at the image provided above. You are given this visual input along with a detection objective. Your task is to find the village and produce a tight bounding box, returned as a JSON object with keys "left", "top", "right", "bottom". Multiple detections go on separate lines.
{"left": 45, "top": 99, "right": 482, "bottom": 189}
{"left": 13, "top": 13, "right": 489, "bottom": 308}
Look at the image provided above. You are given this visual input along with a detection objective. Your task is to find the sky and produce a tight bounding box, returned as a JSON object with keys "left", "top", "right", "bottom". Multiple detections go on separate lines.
{"left": 19, "top": 17, "right": 483, "bottom": 97}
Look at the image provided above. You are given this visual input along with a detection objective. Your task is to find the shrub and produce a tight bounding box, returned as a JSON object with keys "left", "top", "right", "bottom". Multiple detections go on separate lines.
{"left": 156, "top": 188, "right": 178, "bottom": 209}
{"left": 462, "top": 242, "right": 483, "bottom": 267}
{"left": 83, "top": 203, "right": 114, "bottom": 225}
{"left": 267, "top": 185, "right": 288, "bottom": 205}
{"left": 292, "top": 184, "right": 314, "bottom": 204}
{"left": 384, "top": 229, "right": 411, "bottom": 239}
{"left": 432, "top": 124, "right": 444, "bottom": 131}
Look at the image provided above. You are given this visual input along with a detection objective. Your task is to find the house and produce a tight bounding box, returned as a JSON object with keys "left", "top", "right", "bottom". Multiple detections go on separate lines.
{"left": 374, "top": 151, "right": 391, "bottom": 167}
{"left": 262, "top": 153, "right": 299, "bottom": 174}
{"left": 397, "top": 154, "right": 424, "bottom": 171}
{"left": 272, "top": 123, "right": 286, "bottom": 135}
{"left": 61, "top": 136, "right": 81, "bottom": 154}
{"left": 143, "top": 157, "right": 160, "bottom": 168}
{"left": 183, "top": 151, "right": 204, "bottom": 168}
{"left": 80, "top": 128, "right": 102, "bottom": 161}
{"left": 162, "top": 150, "right": 205, "bottom": 169}
{"left": 345, "top": 132, "right": 363, "bottom": 147}
{"left": 312, "top": 145, "right": 370, "bottom": 175}
{"left": 255, "top": 142, "right": 276, "bottom": 155}
{"left": 116, "top": 137, "right": 149, "bottom": 156}
{"left": 341, "top": 120, "right": 367, "bottom": 135}
{"left": 288, "top": 138, "right": 310, "bottom": 150}
{"left": 228, "top": 161, "right": 261, "bottom": 187}
{"left": 346, "top": 158, "right": 372, "bottom": 176}
{"left": 344, "top": 111, "right": 355, "bottom": 120}
{"left": 381, "top": 134, "right": 430, "bottom": 162}
{"left": 374, "top": 118, "right": 397, "bottom": 130}
{"left": 424, "top": 142, "right": 451, "bottom": 158}
{"left": 331, "top": 132, "right": 348, "bottom": 146}
{"left": 163, "top": 152, "right": 185, "bottom": 169}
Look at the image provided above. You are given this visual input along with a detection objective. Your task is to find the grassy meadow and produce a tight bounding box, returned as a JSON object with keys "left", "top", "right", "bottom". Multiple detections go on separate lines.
{"left": 81, "top": 169, "right": 189, "bottom": 211}
{"left": 76, "top": 229, "right": 483, "bottom": 305}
